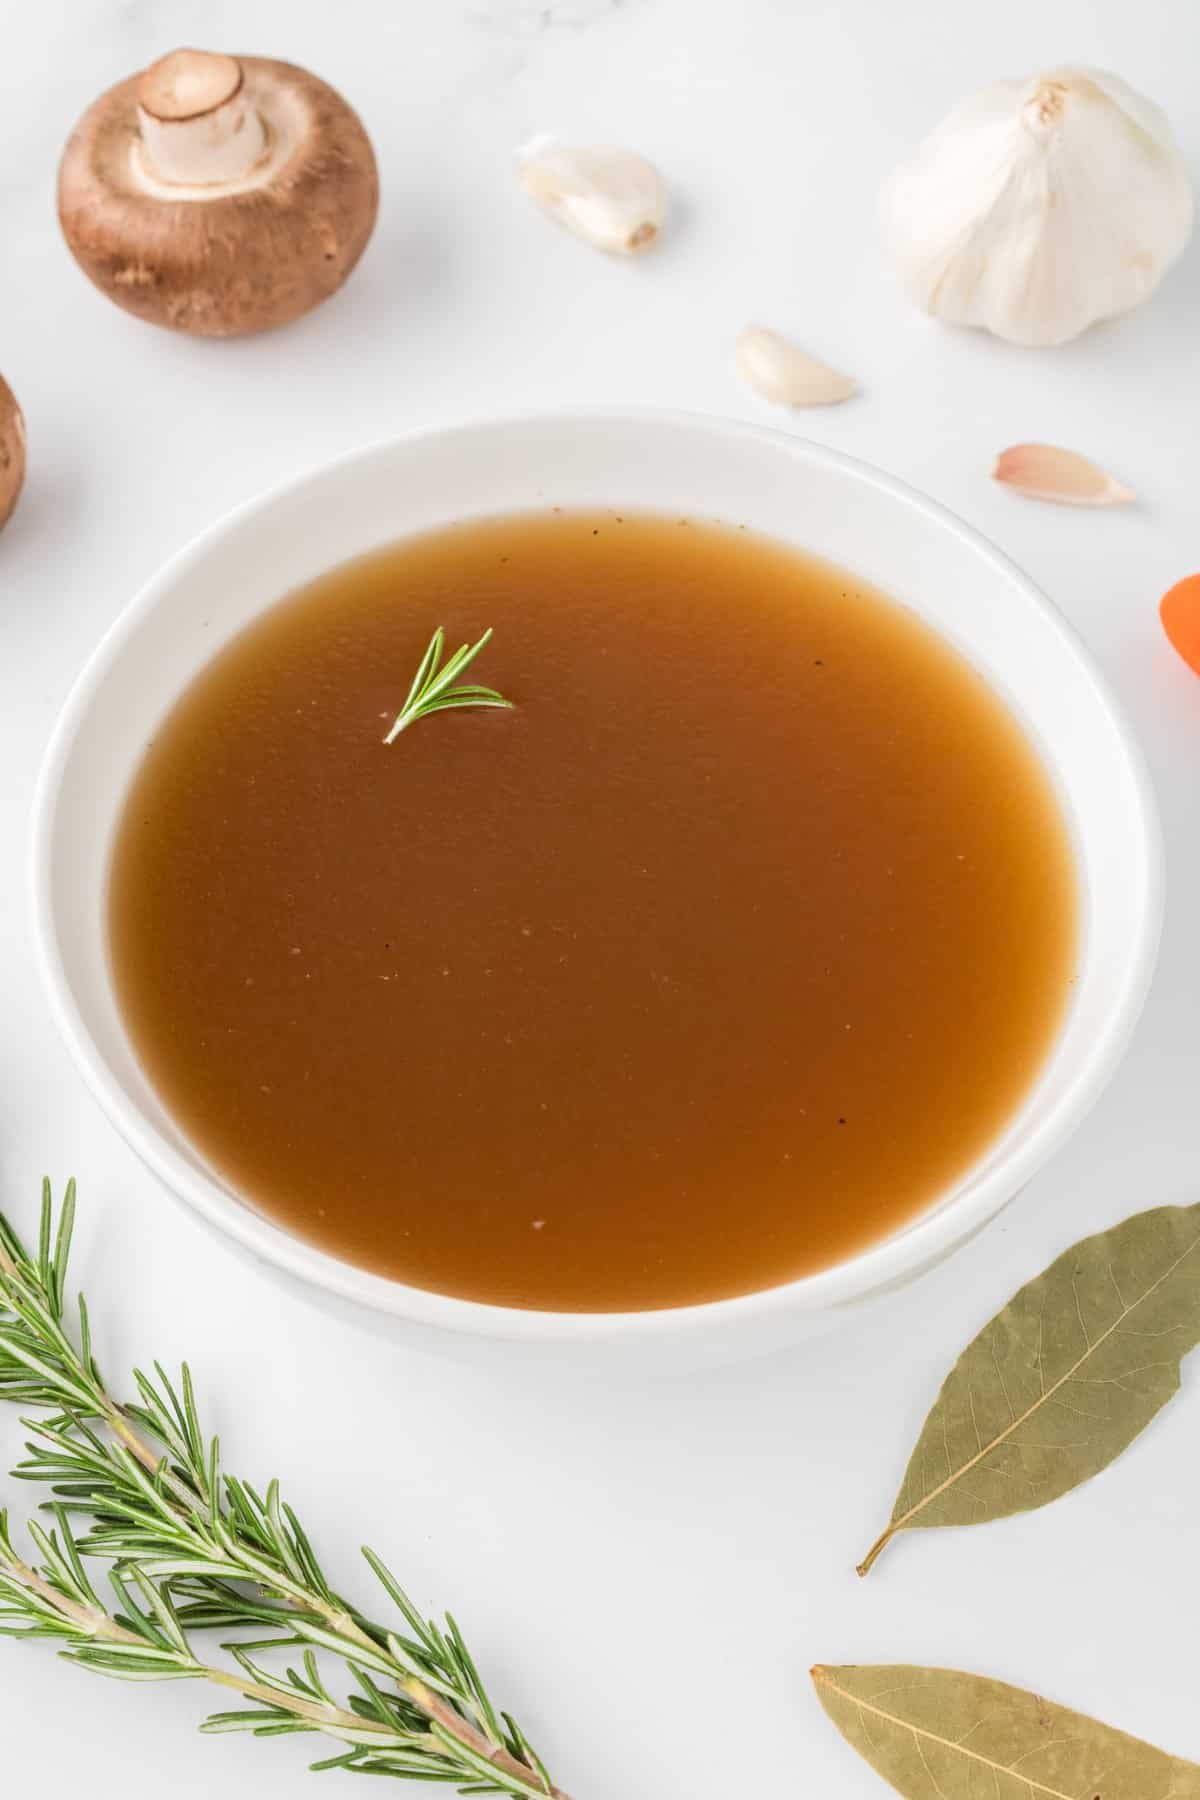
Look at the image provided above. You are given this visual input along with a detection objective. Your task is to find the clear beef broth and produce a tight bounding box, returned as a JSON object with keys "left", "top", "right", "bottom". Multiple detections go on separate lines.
{"left": 109, "top": 511, "right": 1077, "bottom": 1310}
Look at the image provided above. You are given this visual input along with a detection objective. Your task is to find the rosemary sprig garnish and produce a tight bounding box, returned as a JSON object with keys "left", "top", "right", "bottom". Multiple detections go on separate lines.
{"left": 383, "top": 627, "right": 513, "bottom": 744}
{"left": 0, "top": 1182, "right": 566, "bottom": 1796}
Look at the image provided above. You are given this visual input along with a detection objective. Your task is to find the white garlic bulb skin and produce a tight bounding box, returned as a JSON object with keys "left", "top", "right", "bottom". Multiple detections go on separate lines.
{"left": 882, "top": 67, "right": 1194, "bottom": 346}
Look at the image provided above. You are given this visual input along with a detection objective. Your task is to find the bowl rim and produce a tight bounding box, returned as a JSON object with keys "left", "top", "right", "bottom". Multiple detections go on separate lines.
{"left": 28, "top": 407, "right": 1165, "bottom": 1343}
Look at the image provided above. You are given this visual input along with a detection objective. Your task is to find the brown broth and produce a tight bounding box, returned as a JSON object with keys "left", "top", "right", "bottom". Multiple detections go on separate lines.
{"left": 108, "top": 512, "right": 1077, "bottom": 1310}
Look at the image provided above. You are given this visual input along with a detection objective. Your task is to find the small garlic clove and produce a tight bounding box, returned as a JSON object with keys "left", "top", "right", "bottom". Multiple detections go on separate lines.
{"left": 518, "top": 140, "right": 665, "bottom": 254}
{"left": 735, "top": 327, "right": 856, "bottom": 408}
{"left": 992, "top": 443, "right": 1135, "bottom": 507}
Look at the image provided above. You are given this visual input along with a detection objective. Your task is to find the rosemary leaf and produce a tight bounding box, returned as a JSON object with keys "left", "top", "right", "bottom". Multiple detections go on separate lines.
{"left": 383, "top": 627, "right": 513, "bottom": 743}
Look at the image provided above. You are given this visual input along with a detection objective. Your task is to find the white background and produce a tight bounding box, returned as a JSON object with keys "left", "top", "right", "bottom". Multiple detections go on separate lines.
{"left": 2, "top": 1, "right": 1200, "bottom": 1793}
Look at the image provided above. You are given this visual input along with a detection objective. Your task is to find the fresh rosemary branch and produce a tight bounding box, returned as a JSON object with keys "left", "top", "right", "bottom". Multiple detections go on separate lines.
{"left": 0, "top": 1182, "right": 565, "bottom": 1796}
{"left": 383, "top": 627, "right": 513, "bottom": 744}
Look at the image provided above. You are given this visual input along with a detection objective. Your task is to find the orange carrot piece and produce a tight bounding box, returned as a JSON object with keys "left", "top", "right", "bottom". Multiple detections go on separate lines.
{"left": 1160, "top": 574, "right": 1200, "bottom": 677}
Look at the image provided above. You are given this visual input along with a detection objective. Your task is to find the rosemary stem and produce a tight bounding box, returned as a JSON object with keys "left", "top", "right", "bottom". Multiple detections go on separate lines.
{"left": 2, "top": 1545, "right": 405, "bottom": 1741}
{"left": 408, "top": 1678, "right": 572, "bottom": 1799}
{"left": 202, "top": 1664, "right": 400, "bottom": 1735}
{"left": 3, "top": 1548, "right": 118, "bottom": 1637}
{"left": 104, "top": 1397, "right": 201, "bottom": 1514}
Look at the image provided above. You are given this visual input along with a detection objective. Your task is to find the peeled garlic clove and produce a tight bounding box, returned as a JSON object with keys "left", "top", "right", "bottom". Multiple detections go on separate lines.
{"left": 993, "top": 444, "right": 1134, "bottom": 507}
{"left": 735, "top": 327, "right": 856, "bottom": 408}
{"left": 518, "top": 140, "right": 665, "bottom": 254}
{"left": 882, "top": 67, "right": 1194, "bottom": 346}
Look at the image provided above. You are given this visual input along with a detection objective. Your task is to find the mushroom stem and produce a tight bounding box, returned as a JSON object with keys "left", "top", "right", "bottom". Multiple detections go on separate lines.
{"left": 135, "top": 49, "right": 267, "bottom": 188}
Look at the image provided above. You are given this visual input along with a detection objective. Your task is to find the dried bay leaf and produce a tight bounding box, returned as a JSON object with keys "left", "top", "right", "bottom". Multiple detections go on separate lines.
{"left": 812, "top": 1665, "right": 1200, "bottom": 1800}
{"left": 859, "top": 1203, "right": 1200, "bottom": 1575}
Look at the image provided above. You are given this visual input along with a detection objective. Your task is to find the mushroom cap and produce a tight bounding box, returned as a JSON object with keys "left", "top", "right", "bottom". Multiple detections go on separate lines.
{"left": 58, "top": 54, "right": 379, "bottom": 337}
{"left": 0, "top": 376, "right": 26, "bottom": 531}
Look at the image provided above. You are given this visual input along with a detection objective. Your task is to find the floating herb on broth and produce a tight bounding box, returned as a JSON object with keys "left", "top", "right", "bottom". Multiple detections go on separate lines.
{"left": 0, "top": 1183, "right": 564, "bottom": 1797}
{"left": 383, "top": 625, "right": 513, "bottom": 743}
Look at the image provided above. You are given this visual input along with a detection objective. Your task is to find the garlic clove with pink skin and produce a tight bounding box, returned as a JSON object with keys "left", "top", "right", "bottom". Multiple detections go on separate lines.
{"left": 518, "top": 140, "right": 666, "bottom": 254}
{"left": 992, "top": 444, "right": 1135, "bottom": 507}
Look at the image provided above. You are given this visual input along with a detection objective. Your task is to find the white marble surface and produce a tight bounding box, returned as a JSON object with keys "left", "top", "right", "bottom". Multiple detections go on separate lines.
{"left": 3, "top": 1, "right": 1200, "bottom": 1794}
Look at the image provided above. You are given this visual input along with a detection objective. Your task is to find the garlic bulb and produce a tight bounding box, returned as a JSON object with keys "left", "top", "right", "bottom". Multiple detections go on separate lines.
{"left": 882, "top": 67, "right": 1194, "bottom": 346}
{"left": 519, "top": 139, "right": 665, "bottom": 253}
{"left": 735, "top": 327, "right": 856, "bottom": 407}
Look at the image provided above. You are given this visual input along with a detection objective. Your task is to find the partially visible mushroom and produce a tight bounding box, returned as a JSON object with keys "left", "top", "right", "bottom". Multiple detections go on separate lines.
{"left": 0, "top": 376, "right": 25, "bottom": 531}
{"left": 58, "top": 49, "right": 379, "bottom": 337}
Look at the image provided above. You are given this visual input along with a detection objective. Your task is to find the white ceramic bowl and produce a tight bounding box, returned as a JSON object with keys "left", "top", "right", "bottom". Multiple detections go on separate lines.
{"left": 30, "top": 412, "right": 1162, "bottom": 1358}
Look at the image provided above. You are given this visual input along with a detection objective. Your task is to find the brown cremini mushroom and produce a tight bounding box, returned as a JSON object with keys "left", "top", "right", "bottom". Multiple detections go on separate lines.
{"left": 58, "top": 49, "right": 379, "bottom": 337}
{"left": 0, "top": 376, "right": 26, "bottom": 531}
